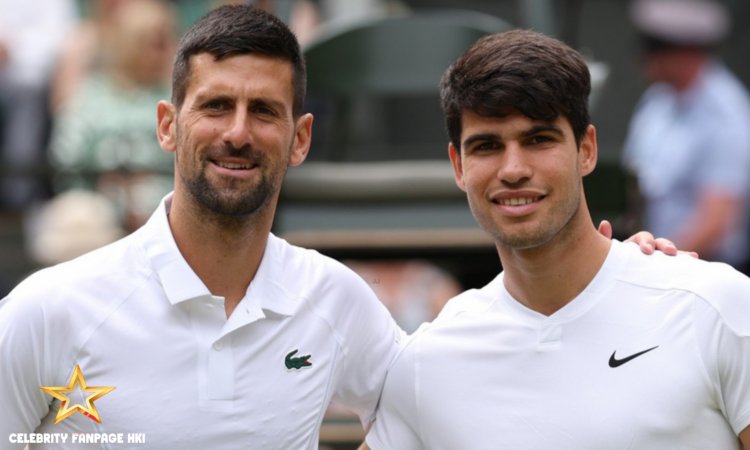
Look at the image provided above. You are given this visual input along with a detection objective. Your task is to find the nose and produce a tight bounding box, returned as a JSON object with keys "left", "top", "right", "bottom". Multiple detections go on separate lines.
{"left": 497, "top": 144, "right": 532, "bottom": 185}
{"left": 222, "top": 109, "right": 252, "bottom": 149}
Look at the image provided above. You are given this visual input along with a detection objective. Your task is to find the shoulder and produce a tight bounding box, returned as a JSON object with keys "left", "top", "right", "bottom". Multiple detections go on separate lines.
{"left": 617, "top": 241, "right": 748, "bottom": 292}
{"left": 271, "top": 234, "right": 370, "bottom": 293}
{"left": 617, "top": 242, "right": 750, "bottom": 334}
{"left": 3, "top": 231, "right": 149, "bottom": 319}
{"left": 269, "top": 235, "right": 389, "bottom": 322}
{"left": 433, "top": 274, "right": 500, "bottom": 323}
{"left": 399, "top": 275, "right": 500, "bottom": 352}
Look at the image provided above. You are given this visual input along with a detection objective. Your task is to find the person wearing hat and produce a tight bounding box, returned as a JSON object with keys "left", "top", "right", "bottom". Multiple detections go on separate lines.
{"left": 623, "top": 0, "right": 750, "bottom": 274}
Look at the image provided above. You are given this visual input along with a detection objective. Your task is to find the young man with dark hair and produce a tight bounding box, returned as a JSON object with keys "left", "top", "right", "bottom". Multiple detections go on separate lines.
{"left": 364, "top": 29, "right": 750, "bottom": 449}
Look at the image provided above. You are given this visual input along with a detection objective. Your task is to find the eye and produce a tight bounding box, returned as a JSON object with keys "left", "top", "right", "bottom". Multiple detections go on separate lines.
{"left": 202, "top": 99, "right": 231, "bottom": 112}
{"left": 527, "top": 135, "right": 554, "bottom": 146}
{"left": 251, "top": 104, "right": 278, "bottom": 117}
{"left": 473, "top": 141, "right": 501, "bottom": 152}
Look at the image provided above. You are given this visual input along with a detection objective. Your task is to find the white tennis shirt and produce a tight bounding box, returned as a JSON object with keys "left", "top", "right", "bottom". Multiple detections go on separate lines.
{"left": 0, "top": 194, "right": 402, "bottom": 449}
{"left": 368, "top": 240, "right": 750, "bottom": 450}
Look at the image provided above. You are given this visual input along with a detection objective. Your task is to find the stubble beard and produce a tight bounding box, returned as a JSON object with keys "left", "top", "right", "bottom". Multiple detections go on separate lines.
{"left": 182, "top": 165, "right": 279, "bottom": 218}
{"left": 176, "top": 131, "right": 288, "bottom": 219}
{"left": 469, "top": 183, "right": 582, "bottom": 251}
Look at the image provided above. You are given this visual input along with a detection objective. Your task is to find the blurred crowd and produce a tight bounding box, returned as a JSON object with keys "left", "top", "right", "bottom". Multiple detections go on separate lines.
{"left": 0, "top": 0, "right": 749, "bottom": 295}
{"left": 0, "top": 0, "right": 409, "bottom": 266}
{"left": 1, "top": 0, "right": 184, "bottom": 268}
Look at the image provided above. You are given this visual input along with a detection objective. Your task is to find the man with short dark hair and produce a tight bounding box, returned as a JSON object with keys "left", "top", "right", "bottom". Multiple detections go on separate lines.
{"left": 0, "top": 6, "right": 401, "bottom": 448}
{"left": 364, "top": 29, "right": 750, "bottom": 449}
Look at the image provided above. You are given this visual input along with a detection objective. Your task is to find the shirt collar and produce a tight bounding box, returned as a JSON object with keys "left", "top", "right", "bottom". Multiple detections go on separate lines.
{"left": 246, "top": 233, "right": 299, "bottom": 317}
{"left": 140, "top": 193, "right": 299, "bottom": 316}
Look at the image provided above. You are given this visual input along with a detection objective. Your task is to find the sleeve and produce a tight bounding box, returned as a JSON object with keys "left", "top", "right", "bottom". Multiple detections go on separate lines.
{"left": 715, "top": 321, "right": 750, "bottom": 434}
{"left": 330, "top": 268, "right": 405, "bottom": 427}
{"left": 694, "top": 73, "right": 750, "bottom": 196}
{"left": 365, "top": 335, "right": 424, "bottom": 450}
{"left": 0, "top": 293, "right": 54, "bottom": 446}
{"left": 621, "top": 87, "right": 659, "bottom": 172}
{"left": 696, "top": 115, "right": 750, "bottom": 196}
{"left": 693, "top": 273, "right": 750, "bottom": 435}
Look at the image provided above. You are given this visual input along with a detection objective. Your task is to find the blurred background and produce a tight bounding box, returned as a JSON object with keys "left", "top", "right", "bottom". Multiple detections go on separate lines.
{"left": 1, "top": 0, "right": 749, "bottom": 447}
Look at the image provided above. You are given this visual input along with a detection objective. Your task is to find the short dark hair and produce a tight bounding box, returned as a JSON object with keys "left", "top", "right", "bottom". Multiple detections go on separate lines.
{"left": 440, "top": 29, "right": 591, "bottom": 149}
{"left": 171, "top": 5, "right": 306, "bottom": 117}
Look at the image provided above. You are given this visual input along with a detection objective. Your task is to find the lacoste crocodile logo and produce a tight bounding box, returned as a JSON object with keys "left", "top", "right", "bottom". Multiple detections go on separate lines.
{"left": 285, "top": 349, "right": 312, "bottom": 370}
{"left": 608, "top": 345, "right": 659, "bottom": 368}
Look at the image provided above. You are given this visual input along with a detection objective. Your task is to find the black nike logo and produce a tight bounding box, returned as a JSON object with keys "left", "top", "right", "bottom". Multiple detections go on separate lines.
{"left": 608, "top": 345, "right": 659, "bottom": 368}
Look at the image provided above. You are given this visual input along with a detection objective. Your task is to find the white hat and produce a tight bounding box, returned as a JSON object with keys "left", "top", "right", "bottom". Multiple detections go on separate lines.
{"left": 631, "top": 0, "right": 729, "bottom": 46}
{"left": 26, "top": 190, "right": 124, "bottom": 265}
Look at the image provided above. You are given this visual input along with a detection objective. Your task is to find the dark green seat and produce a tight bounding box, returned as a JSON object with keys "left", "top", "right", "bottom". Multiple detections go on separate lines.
{"left": 303, "top": 10, "right": 513, "bottom": 161}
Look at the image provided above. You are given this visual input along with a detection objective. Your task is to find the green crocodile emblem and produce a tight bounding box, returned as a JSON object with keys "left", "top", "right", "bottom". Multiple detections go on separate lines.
{"left": 285, "top": 349, "right": 312, "bottom": 370}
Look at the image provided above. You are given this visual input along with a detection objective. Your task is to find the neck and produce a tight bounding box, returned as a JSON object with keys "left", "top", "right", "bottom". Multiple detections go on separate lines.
{"left": 672, "top": 54, "right": 708, "bottom": 93}
{"left": 498, "top": 205, "right": 611, "bottom": 316}
{"left": 168, "top": 190, "right": 276, "bottom": 317}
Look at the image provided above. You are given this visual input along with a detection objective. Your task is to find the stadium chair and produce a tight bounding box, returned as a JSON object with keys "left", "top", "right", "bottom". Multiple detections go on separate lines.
{"left": 279, "top": 9, "right": 512, "bottom": 276}
{"left": 302, "top": 9, "right": 513, "bottom": 161}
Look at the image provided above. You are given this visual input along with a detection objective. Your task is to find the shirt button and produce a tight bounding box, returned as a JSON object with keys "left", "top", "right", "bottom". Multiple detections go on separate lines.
{"left": 213, "top": 341, "right": 224, "bottom": 351}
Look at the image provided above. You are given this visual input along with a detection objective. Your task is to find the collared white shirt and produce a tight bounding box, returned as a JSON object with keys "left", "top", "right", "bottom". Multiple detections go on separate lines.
{"left": 0, "top": 194, "right": 402, "bottom": 449}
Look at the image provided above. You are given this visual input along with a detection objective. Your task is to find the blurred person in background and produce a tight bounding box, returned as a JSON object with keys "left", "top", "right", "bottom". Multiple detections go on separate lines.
{"left": 622, "top": 0, "right": 750, "bottom": 274}
{"left": 0, "top": 0, "right": 76, "bottom": 210}
{"left": 346, "top": 259, "right": 461, "bottom": 333}
{"left": 50, "top": 0, "right": 130, "bottom": 112}
{"left": 47, "top": 0, "right": 178, "bottom": 232}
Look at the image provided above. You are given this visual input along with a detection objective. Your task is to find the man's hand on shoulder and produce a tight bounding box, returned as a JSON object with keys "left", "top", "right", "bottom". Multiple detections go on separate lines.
{"left": 597, "top": 220, "right": 698, "bottom": 258}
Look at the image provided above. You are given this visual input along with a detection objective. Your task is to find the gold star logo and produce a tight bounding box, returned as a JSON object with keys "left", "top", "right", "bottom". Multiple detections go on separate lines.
{"left": 39, "top": 365, "right": 115, "bottom": 424}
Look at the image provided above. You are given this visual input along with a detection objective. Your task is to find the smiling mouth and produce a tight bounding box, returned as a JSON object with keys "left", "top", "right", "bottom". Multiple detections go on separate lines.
{"left": 214, "top": 161, "right": 256, "bottom": 170}
{"left": 495, "top": 196, "right": 543, "bottom": 206}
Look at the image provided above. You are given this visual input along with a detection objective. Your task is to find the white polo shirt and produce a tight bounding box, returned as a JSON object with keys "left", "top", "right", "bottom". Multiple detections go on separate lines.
{"left": 0, "top": 194, "right": 402, "bottom": 449}
{"left": 367, "top": 240, "right": 750, "bottom": 450}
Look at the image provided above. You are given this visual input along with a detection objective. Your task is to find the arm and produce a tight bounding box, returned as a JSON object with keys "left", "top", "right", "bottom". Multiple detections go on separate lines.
{"left": 329, "top": 266, "right": 404, "bottom": 426}
{"left": 673, "top": 190, "right": 739, "bottom": 259}
{"left": 741, "top": 426, "right": 750, "bottom": 450}
{"left": 0, "top": 294, "right": 53, "bottom": 445}
{"left": 364, "top": 334, "right": 424, "bottom": 450}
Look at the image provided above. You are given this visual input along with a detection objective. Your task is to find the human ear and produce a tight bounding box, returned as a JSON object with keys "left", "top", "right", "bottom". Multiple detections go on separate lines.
{"left": 289, "top": 113, "right": 313, "bottom": 166}
{"left": 579, "top": 125, "right": 598, "bottom": 176}
{"left": 157, "top": 100, "right": 178, "bottom": 153}
{"left": 448, "top": 142, "right": 467, "bottom": 192}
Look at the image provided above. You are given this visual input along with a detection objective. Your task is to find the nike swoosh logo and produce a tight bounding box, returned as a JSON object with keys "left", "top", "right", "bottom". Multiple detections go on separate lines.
{"left": 608, "top": 345, "right": 659, "bottom": 368}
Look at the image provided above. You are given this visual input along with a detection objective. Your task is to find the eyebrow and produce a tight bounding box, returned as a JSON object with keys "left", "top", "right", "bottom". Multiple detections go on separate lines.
{"left": 520, "top": 123, "right": 564, "bottom": 138}
{"left": 192, "top": 93, "right": 287, "bottom": 113}
{"left": 462, "top": 123, "right": 565, "bottom": 148}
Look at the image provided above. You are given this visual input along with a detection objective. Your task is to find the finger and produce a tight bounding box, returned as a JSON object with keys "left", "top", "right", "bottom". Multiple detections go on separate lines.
{"left": 625, "top": 231, "right": 655, "bottom": 254}
{"left": 653, "top": 238, "right": 677, "bottom": 256}
{"left": 597, "top": 220, "right": 613, "bottom": 239}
